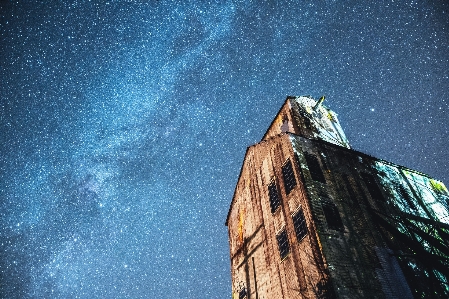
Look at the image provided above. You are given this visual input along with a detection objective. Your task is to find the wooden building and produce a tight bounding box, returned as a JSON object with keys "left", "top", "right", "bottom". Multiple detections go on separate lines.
{"left": 226, "top": 96, "right": 449, "bottom": 298}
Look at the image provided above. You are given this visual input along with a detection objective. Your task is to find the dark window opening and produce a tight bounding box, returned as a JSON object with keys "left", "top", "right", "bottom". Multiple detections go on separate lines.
{"left": 304, "top": 152, "right": 326, "bottom": 183}
{"left": 360, "top": 173, "right": 384, "bottom": 202}
{"left": 239, "top": 287, "right": 247, "bottom": 299}
{"left": 398, "top": 185, "right": 417, "bottom": 211}
{"left": 321, "top": 198, "right": 344, "bottom": 231}
{"left": 343, "top": 175, "right": 357, "bottom": 202}
{"left": 292, "top": 208, "right": 308, "bottom": 242}
{"left": 342, "top": 175, "right": 364, "bottom": 212}
{"left": 300, "top": 111, "right": 311, "bottom": 129}
{"left": 282, "top": 159, "right": 297, "bottom": 194}
{"left": 268, "top": 180, "right": 281, "bottom": 213}
{"left": 304, "top": 117, "right": 311, "bottom": 129}
{"left": 276, "top": 229, "right": 290, "bottom": 260}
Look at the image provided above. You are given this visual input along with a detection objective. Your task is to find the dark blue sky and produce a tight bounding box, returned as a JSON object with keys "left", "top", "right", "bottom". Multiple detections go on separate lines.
{"left": 1, "top": 1, "right": 448, "bottom": 298}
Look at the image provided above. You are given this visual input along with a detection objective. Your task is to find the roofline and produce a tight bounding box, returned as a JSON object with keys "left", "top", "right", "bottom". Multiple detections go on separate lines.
{"left": 225, "top": 133, "right": 292, "bottom": 226}
{"left": 225, "top": 145, "right": 251, "bottom": 227}
{"left": 292, "top": 132, "right": 439, "bottom": 180}
{"left": 260, "top": 96, "right": 295, "bottom": 141}
{"left": 225, "top": 131, "right": 441, "bottom": 226}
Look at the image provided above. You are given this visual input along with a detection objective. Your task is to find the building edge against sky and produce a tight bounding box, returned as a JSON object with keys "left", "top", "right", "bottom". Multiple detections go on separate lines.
{"left": 226, "top": 96, "right": 449, "bottom": 298}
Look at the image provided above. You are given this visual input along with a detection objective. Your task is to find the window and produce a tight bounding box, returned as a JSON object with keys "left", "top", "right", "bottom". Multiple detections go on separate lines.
{"left": 297, "top": 105, "right": 312, "bottom": 129}
{"left": 342, "top": 175, "right": 357, "bottom": 202}
{"left": 320, "top": 198, "right": 344, "bottom": 231}
{"left": 398, "top": 185, "right": 417, "bottom": 211}
{"left": 342, "top": 175, "right": 364, "bottom": 211}
{"left": 239, "top": 287, "right": 247, "bottom": 299}
{"left": 282, "top": 159, "right": 297, "bottom": 194}
{"left": 303, "top": 115, "right": 311, "bottom": 129}
{"left": 304, "top": 152, "right": 326, "bottom": 183}
{"left": 276, "top": 228, "right": 290, "bottom": 260}
{"left": 268, "top": 180, "right": 281, "bottom": 213}
{"left": 292, "top": 208, "right": 308, "bottom": 242}
{"left": 319, "top": 154, "right": 329, "bottom": 171}
{"left": 360, "top": 173, "right": 384, "bottom": 202}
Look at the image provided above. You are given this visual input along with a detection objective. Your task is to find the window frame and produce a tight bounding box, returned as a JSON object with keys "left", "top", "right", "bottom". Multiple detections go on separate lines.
{"left": 268, "top": 179, "right": 281, "bottom": 214}
{"left": 320, "top": 197, "right": 344, "bottom": 231}
{"left": 276, "top": 227, "right": 290, "bottom": 260}
{"left": 360, "top": 172, "right": 385, "bottom": 202}
{"left": 303, "top": 152, "right": 326, "bottom": 183}
{"left": 239, "top": 287, "right": 247, "bottom": 299}
{"left": 282, "top": 158, "right": 297, "bottom": 195}
{"left": 292, "top": 207, "right": 308, "bottom": 242}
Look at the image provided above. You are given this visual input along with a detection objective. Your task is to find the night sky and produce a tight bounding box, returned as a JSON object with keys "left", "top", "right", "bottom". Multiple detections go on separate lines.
{"left": 1, "top": 1, "right": 448, "bottom": 298}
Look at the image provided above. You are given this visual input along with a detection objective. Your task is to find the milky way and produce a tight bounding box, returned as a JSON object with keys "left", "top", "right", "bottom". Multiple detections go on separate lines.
{"left": 1, "top": 1, "right": 448, "bottom": 298}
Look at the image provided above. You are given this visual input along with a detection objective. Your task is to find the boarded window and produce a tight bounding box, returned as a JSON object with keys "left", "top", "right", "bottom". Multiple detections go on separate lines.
{"left": 268, "top": 180, "right": 281, "bottom": 213}
{"left": 292, "top": 208, "right": 308, "bottom": 242}
{"left": 282, "top": 159, "right": 297, "bottom": 194}
{"left": 276, "top": 228, "right": 290, "bottom": 260}
{"left": 361, "top": 173, "right": 384, "bottom": 202}
{"left": 321, "top": 198, "right": 344, "bottom": 231}
{"left": 304, "top": 152, "right": 326, "bottom": 183}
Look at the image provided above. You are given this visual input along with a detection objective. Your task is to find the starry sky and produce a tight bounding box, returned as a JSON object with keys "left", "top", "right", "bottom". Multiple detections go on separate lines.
{"left": 1, "top": 1, "right": 448, "bottom": 298}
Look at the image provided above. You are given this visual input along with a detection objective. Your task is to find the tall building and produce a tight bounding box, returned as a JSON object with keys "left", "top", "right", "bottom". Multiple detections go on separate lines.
{"left": 226, "top": 96, "right": 449, "bottom": 299}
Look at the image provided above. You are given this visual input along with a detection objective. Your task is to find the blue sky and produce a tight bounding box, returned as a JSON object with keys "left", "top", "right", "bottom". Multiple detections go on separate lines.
{"left": 1, "top": 1, "right": 448, "bottom": 298}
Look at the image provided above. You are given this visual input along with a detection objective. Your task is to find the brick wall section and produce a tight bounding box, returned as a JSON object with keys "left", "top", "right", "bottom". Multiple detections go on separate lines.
{"left": 290, "top": 135, "right": 416, "bottom": 298}
{"left": 227, "top": 132, "right": 410, "bottom": 298}
{"left": 227, "top": 134, "right": 330, "bottom": 298}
